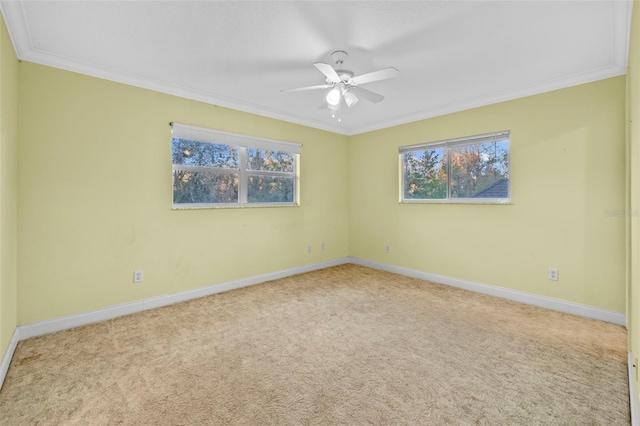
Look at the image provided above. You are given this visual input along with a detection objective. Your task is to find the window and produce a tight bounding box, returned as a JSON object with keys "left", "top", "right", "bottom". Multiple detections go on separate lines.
{"left": 171, "top": 123, "right": 300, "bottom": 208}
{"left": 400, "top": 131, "right": 510, "bottom": 203}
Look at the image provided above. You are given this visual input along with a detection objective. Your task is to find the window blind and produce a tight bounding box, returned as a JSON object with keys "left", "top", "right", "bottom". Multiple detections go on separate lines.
{"left": 399, "top": 130, "right": 510, "bottom": 153}
{"left": 171, "top": 122, "right": 301, "bottom": 154}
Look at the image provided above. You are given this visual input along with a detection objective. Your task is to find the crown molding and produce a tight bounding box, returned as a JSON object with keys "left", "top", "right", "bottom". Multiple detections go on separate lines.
{"left": 0, "top": 0, "right": 632, "bottom": 137}
{"left": 351, "top": 64, "right": 627, "bottom": 135}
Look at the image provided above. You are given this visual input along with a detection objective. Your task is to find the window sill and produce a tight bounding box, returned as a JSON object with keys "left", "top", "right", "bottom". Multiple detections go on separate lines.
{"left": 172, "top": 203, "right": 299, "bottom": 210}
{"left": 400, "top": 199, "right": 512, "bottom": 205}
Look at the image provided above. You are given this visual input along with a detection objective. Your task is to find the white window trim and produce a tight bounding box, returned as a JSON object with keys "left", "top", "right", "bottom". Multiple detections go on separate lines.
{"left": 399, "top": 131, "right": 511, "bottom": 204}
{"left": 171, "top": 122, "right": 301, "bottom": 208}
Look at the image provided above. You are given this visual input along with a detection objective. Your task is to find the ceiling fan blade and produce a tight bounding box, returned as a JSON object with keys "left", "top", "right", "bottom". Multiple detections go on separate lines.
{"left": 314, "top": 62, "right": 341, "bottom": 83}
{"left": 350, "top": 86, "right": 385, "bottom": 103}
{"left": 281, "top": 84, "right": 332, "bottom": 93}
{"left": 351, "top": 67, "right": 399, "bottom": 85}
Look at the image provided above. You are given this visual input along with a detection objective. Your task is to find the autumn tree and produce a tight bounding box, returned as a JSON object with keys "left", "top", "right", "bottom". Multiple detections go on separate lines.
{"left": 449, "top": 141, "right": 508, "bottom": 198}
{"left": 403, "top": 141, "right": 508, "bottom": 200}
{"left": 403, "top": 149, "right": 447, "bottom": 199}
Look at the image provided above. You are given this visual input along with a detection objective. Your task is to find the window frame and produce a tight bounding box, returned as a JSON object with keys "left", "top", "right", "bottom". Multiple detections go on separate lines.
{"left": 171, "top": 123, "right": 300, "bottom": 209}
{"left": 399, "top": 131, "right": 511, "bottom": 204}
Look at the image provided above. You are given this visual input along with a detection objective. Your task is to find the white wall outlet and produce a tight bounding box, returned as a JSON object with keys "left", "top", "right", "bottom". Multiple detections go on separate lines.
{"left": 548, "top": 268, "right": 559, "bottom": 281}
{"left": 307, "top": 245, "right": 312, "bottom": 253}
{"left": 321, "top": 242, "right": 325, "bottom": 250}
{"left": 385, "top": 244, "right": 391, "bottom": 253}
{"left": 133, "top": 270, "right": 143, "bottom": 283}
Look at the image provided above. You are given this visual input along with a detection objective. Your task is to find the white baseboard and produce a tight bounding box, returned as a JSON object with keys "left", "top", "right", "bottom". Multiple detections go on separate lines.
{"left": 630, "top": 352, "right": 638, "bottom": 426}
{"left": 18, "top": 257, "right": 350, "bottom": 340}
{"left": 349, "top": 257, "right": 626, "bottom": 326}
{"left": 2, "top": 255, "right": 626, "bottom": 393}
{"left": 0, "top": 329, "right": 19, "bottom": 391}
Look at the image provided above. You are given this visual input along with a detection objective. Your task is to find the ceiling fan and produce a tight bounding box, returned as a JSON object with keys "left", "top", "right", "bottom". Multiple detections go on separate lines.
{"left": 281, "top": 50, "right": 399, "bottom": 119}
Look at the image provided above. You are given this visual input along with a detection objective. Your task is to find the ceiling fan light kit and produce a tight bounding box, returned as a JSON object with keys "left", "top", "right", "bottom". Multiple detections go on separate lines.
{"left": 343, "top": 90, "right": 359, "bottom": 108}
{"left": 326, "top": 86, "right": 341, "bottom": 106}
{"left": 282, "top": 50, "right": 399, "bottom": 121}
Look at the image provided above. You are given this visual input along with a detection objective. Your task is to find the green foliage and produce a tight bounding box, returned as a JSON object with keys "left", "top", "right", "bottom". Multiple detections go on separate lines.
{"left": 173, "top": 171, "right": 238, "bottom": 204}
{"left": 248, "top": 176, "right": 294, "bottom": 203}
{"left": 246, "top": 149, "right": 295, "bottom": 203}
{"left": 403, "top": 140, "right": 509, "bottom": 200}
{"left": 247, "top": 149, "right": 294, "bottom": 172}
{"left": 403, "top": 149, "right": 447, "bottom": 199}
{"left": 172, "top": 139, "right": 295, "bottom": 205}
{"left": 172, "top": 138, "right": 239, "bottom": 204}
{"left": 172, "top": 138, "right": 238, "bottom": 168}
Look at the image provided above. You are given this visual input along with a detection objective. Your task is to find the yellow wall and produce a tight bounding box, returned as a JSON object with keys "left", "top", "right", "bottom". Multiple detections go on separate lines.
{"left": 349, "top": 77, "right": 626, "bottom": 313}
{"left": 8, "top": 19, "right": 630, "bottom": 348}
{"left": 0, "top": 12, "right": 18, "bottom": 356}
{"left": 627, "top": 0, "right": 640, "bottom": 410}
{"left": 17, "top": 62, "right": 349, "bottom": 324}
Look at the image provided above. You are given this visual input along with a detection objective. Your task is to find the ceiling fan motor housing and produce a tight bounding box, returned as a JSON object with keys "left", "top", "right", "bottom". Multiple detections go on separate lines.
{"left": 337, "top": 70, "right": 354, "bottom": 83}
{"left": 326, "top": 70, "right": 354, "bottom": 85}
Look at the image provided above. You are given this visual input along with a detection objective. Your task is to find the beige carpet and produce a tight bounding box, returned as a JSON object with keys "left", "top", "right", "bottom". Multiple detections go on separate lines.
{"left": 0, "top": 264, "right": 630, "bottom": 425}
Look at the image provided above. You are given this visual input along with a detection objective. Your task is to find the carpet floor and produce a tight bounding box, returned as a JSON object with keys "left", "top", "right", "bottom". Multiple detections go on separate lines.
{"left": 0, "top": 264, "right": 630, "bottom": 425}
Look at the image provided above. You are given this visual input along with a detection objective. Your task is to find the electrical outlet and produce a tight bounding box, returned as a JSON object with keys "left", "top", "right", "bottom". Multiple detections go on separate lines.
{"left": 307, "top": 245, "right": 312, "bottom": 254}
{"left": 385, "top": 244, "right": 391, "bottom": 254}
{"left": 133, "top": 270, "right": 143, "bottom": 283}
{"left": 321, "top": 242, "right": 325, "bottom": 250}
{"left": 548, "top": 268, "right": 559, "bottom": 281}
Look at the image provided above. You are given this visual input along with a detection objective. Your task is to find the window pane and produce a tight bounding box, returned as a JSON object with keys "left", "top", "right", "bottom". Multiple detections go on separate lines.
{"left": 247, "top": 148, "right": 295, "bottom": 173}
{"left": 449, "top": 140, "right": 509, "bottom": 199}
{"left": 247, "top": 175, "right": 294, "bottom": 203}
{"left": 172, "top": 138, "right": 238, "bottom": 169}
{"left": 173, "top": 170, "right": 238, "bottom": 204}
{"left": 403, "top": 149, "right": 447, "bottom": 199}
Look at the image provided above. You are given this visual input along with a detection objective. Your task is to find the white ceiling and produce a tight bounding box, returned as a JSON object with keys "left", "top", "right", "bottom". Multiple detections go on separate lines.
{"left": 0, "top": 0, "right": 632, "bottom": 136}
